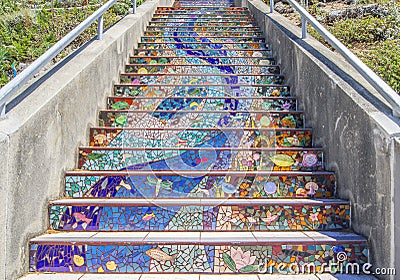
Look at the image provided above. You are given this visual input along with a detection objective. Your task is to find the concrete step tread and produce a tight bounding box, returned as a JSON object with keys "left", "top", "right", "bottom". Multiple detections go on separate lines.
{"left": 30, "top": 231, "right": 367, "bottom": 245}
{"left": 50, "top": 198, "right": 348, "bottom": 206}
{"left": 18, "top": 273, "right": 378, "bottom": 280}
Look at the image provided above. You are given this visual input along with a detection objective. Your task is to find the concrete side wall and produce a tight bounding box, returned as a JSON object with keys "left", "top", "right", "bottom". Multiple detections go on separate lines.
{"left": 236, "top": 0, "right": 400, "bottom": 278}
{"left": 0, "top": 133, "right": 9, "bottom": 280}
{"left": 0, "top": 0, "right": 172, "bottom": 278}
{"left": 394, "top": 137, "right": 400, "bottom": 276}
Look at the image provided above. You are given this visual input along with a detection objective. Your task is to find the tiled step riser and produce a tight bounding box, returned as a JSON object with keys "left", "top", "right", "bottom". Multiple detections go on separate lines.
{"left": 125, "top": 65, "right": 280, "bottom": 75}
{"left": 179, "top": 5, "right": 235, "bottom": 8}
{"left": 90, "top": 128, "right": 311, "bottom": 148}
{"left": 137, "top": 42, "right": 269, "bottom": 49}
{"left": 141, "top": 37, "right": 265, "bottom": 43}
{"left": 177, "top": 3, "right": 233, "bottom": 6}
{"left": 154, "top": 10, "right": 249, "bottom": 14}
{"left": 155, "top": 7, "right": 248, "bottom": 11}
{"left": 156, "top": 7, "right": 249, "bottom": 10}
{"left": 148, "top": 22, "right": 255, "bottom": 27}
{"left": 78, "top": 148, "right": 323, "bottom": 171}
{"left": 144, "top": 31, "right": 263, "bottom": 37}
{"left": 146, "top": 27, "right": 261, "bottom": 32}
{"left": 29, "top": 242, "right": 368, "bottom": 273}
{"left": 107, "top": 97, "right": 294, "bottom": 111}
{"left": 129, "top": 56, "right": 274, "bottom": 65}
{"left": 65, "top": 173, "right": 336, "bottom": 199}
{"left": 98, "top": 111, "right": 304, "bottom": 129}
{"left": 120, "top": 74, "right": 283, "bottom": 85}
{"left": 153, "top": 10, "right": 251, "bottom": 14}
{"left": 150, "top": 19, "right": 254, "bottom": 23}
{"left": 114, "top": 85, "right": 289, "bottom": 98}
{"left": 152, "top": 16, "right": 252, "bottom": 20}
{"left": 50, "top": 203, "right": 350, "bottom": 231}
{"left": 133, "top": 49, "right": 272, "bottom": 57}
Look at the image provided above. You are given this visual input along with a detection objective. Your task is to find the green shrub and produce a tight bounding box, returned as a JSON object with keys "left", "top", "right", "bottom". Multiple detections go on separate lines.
{"left": 328, "top": 15, "right": 400, "bottom": 46}
{"left": 0, "top": 0, "right": 140, "bottom": 87}
{"left": 360, "top": 40, "right": 400, "bottom": 93}
{"left": 306, "top": 1, "right": 400, "bottom": 93}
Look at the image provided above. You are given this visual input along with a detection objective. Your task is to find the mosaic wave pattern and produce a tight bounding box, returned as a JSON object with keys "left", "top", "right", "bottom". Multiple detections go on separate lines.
{"left": 28, "top": 1, "right": 369, "bottom": 276}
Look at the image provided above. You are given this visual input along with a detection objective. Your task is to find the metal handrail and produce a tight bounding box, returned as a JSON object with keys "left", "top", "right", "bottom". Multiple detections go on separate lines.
{"left": 270, "top": 0, "right": 400, "bottom": 117}
{"left": 0, "top": 0, "right": 137, "bottom": 118}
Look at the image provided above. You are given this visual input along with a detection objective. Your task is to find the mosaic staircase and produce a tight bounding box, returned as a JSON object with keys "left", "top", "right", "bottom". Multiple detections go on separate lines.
{"left": 28, "top": 0, "right": 370, "bottom": 276}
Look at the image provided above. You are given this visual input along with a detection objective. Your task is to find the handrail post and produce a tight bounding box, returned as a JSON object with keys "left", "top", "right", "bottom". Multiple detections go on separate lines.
{"left": 97, "top": 15, "right": 104, "bottom": 40}
{"left": 270, "top": 0, "right": 274, "bottom": 13}
{"left": 132, "top": 0, "right": 137, "bottom": 14}
{"left": 301, "top": 16, "right": 307, "bottom": 39}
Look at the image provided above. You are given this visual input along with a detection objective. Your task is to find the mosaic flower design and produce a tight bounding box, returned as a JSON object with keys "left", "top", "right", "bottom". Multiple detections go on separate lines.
{"left": 225, "top": 247, "right": 256, "bottom": 272}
